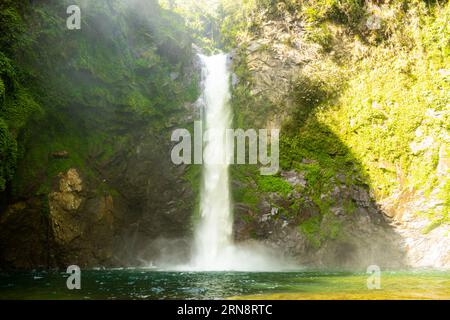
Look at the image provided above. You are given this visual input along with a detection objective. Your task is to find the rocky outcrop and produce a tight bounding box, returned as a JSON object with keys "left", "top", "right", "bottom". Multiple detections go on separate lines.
{"left": 0, "top": 119, "right": 198, "bottom": 269}
{"left": 228, "top": 2, "right": 449, "bottom": 269}
{"left": 0, "top": 199, "right": 50, "bottom": 268}
{"left": 0, "top": 169, "right": 120, "bottom": 268}
{"left": 92, "top": 131, "right": 195, "bottom": 265}
{"left": 393, "top": 212, "right": 450, "bottom": 269}
{"left": 382, "top": 188, "right": 450, "bottom": 269}
{"left": 0, "top": 0, "right": 199, "bottom": 269}
{"left": 0, "top": 127, "right": 197, "bottom": 269}
{"left": 233, "top": 170, "right": 406, "bottom": 270}
{"left": 47, "top": 169, "right": 117, "bottom": 266}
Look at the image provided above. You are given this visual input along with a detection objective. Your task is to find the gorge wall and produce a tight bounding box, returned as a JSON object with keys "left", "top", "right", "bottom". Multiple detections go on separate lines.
{"left": 0, "top": 0, "right": 198, "bottom": 268}
{"left": 220, "top": 0, "right": 449, "bottom": 269}
{"left": 0, "top": 0, "right": 448, "bottom": 270}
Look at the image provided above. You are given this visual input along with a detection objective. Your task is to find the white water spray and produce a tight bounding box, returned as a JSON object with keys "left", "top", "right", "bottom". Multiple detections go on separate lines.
{"left": 184, "top": 54, "right": 292, "bottom": 271}
{"left": 192, "top": 54, "right": 233, "bottom": 270}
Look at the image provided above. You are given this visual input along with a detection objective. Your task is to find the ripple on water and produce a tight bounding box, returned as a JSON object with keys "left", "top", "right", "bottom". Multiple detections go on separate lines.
{"left": 0, "top": 270, "right": 449, "bottom": 300}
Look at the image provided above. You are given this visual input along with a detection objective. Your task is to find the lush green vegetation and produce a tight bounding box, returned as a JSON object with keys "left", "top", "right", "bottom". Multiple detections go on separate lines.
{"left": 0, "top": 0, "right": 197, "bottom": 200}
{"left": 319, "top": 1, "right": 450, "bottom": 228}
{"left": 1, "top": 0, "right": 448, "bottom": 251}
{"left": 159, "top": 0, "right": 224, "bottom": 52}
{"left": 221, "top": 0, "right": 449, "bottom": 242}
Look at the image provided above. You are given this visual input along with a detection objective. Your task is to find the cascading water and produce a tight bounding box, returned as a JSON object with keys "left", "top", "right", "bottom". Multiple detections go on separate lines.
{"left": 192, "top": 53, "right": 234, "bottom": 270}
{"left": 169, "top": 53, "right": 293, "bottom": 272}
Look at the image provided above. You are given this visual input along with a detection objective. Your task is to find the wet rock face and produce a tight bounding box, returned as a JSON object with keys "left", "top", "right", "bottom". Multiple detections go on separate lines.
{"left": 0, "top": 169, "right": 119, "bottom": 269}
{"left": 0, "top": 200, "right": 49, "bottom": 269}
{"left": 233, "top": 171, "right": 407, "bottom": 270}
{"left": 48, "top": 169, "right": 116, "bottom": 265}
{"left": 0, "top": 131, "right": 195, "bottom": 269}
{"left": 280, "top": 170, "right": 306, "bottom": 188}
{"left": 49, "top": 169, "right": 83, "bottom": 213}
{"left": 233, "top": 164, "right": 449, "bottom": 269}
{"left": 380, "top": 182, "right": 450, "bottom": 268}
{"left": 386, "top": 200, "right": 450, "bottom": 269}
{"left": 228, "top": 8, "right": 406, "bottom": 269}
{"left": 0, "top": 130, "right": 195, "bottom": 269}
{"left": 91, "top": 131, "right": 194, "bottom": 266}
{"left": 0, "top": 66, "right": 198, "bottom": 269}
{"left": 0, "top": 0, "right": 201, "bottom": 269}
{"left": 234, "top": 207, "right": 406, "bottom": 270}
{"left": 228, "top": 6, "right": 450, "bottom": 269}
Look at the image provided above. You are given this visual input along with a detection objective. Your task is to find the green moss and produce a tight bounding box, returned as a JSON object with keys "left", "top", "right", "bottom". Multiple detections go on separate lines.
{"left": 2, "top": 88, "right": 43, "bottom": 130}
{"left": 13, "top": 122, "right": 91, "bottom": 196}
{"left": 319, "top": 2, "right": 450, "bottom": 210}
{"left": 422, "top": 219, "right": 443, "bottom": 234}
{"left": 220, "top": 0, "right": 450, "bottom": 247}
{"left": 0, "top": 0, "right": 198, "bottom": 199}
{"left": 184, "top": 164, "right": 202, "bottom": 221}
{"left": 233, "top": 186, "right": 259, "bottom": 209}
{"left": 126, "top": 90, "right": 156, "bottom": 116}
{"left": 298, "top": 216, "right": 322, "bottom": 247}
{"left": 305, "top": 23, "right": 334, "bottom": 51}
{"left": 303, "top": 0, "right": 365, "bottom": 27}
{"left": 230, "top": 165, "right": 260, "bottom": 209}
{"left": 40, "top": 194, "right": 50, "bottom": 217}
{"left": 298, "top": 212, "right": 342, "bottom": 248}
{"left": 0, "top": 118, "right": 17, "bottom": 191}
{"left": 0, "top": 4, "right": 25, "bottom": 53}
{"left": 257, "top": 175, "right": 293, "bottom": 197}
{"left": 344, "top": 198, "right": 357, "bottom": 215}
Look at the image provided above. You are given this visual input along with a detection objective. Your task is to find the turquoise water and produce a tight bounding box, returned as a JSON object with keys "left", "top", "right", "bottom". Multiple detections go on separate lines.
{"left": 0, "top": 269, "right": 449, "bottom": 300}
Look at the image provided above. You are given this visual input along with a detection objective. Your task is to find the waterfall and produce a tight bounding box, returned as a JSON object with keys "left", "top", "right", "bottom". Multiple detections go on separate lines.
{"left": 192, "top": 53, "right": 233, "bottom": 270}
{"left": 173, "top": 53, "right": 292, "bottom": 272}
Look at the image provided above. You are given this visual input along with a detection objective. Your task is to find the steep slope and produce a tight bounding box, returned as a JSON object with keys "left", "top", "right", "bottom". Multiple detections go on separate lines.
{"left": 221, "top": 0, "right": 449, "bottom": 268}
{"left": 1, "top": 0, "right": 448, "bottom": 270}
{"left": 0, "top": 0, "right": 198, "bottom": 268}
